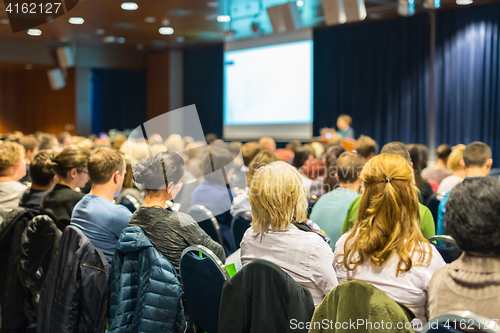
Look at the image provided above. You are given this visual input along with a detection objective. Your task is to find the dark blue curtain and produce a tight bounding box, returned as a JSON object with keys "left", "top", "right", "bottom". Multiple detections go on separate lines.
{"left": 314, "top": 15, "right": 431, "bottom": 147}
{"left": 183, "top": 44, "right": 224, "bottom": 138}
{"left": 434, "top": 3, "right": 500, "bottom": 167}
{"left": 91, "top": 69, "right": 147, "bottom": 134}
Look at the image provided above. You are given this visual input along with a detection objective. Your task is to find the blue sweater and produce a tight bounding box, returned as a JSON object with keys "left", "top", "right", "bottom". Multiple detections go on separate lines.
{"left": 71, "top": 194, "right": 131, "bottom": 262}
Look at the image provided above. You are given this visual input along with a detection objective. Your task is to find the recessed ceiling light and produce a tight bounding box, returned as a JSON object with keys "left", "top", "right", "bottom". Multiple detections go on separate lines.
{"left": 25, "top": 64, "right": 33, "bottom": 70}
{"left": 0, "top": 19, "right": 9, "bottom": 24}
{"left": 118, "top": 37, "right": 126, "bottom": 43}
{"left": 103, "top": 36, "right": 116, "bottom": 43}
{"left": 121, "top": 2, "right": 138, "bottom": 10}
{"left": 159, "top": 27, "right": 174, "bottom": 35}
{"left": 69, "top": 17, "right": 84, "bottom": 24}
{"left": 27, "top": 29, "right": 42, "bottom": 36}
{"left": 456, "top": 0, "right": 472, "bottom": 4}
{"left": 144, "top": 17, "right": 156, "bottom": 23}
{"left": 217, "top": 15, "right": 231, "bottom": 22}
{"left": 296, "top": 0, "right": 304, "bottom": 7}
{"left": 207, "top": 2, "right": 219, "bottom": 7}
{"left": 95, "top": 28, "right": 105, "bottom": 35}
{"left": 176, "top": 36, "right": 185, "bottom": 43}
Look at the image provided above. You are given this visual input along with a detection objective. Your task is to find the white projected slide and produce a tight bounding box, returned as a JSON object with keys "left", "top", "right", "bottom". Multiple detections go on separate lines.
{"left": 224, "top": 39, "right": 313, "bottom": 127}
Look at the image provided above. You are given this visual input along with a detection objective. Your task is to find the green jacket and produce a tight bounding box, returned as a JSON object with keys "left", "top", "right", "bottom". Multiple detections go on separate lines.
{"left": 340, "top": 196, "right": 435, "bottom": 239}
{"left": 309, "top": 281, "right": 415, "bottom": 333}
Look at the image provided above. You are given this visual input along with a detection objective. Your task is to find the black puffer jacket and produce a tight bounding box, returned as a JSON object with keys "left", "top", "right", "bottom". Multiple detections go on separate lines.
{"left": 37, "top": 225, "right": 110, "bottom": 333}
{"left": 0, "top": 207, "right": 35, "bottom": 331}
{"left": 18, "top": 215, "right": 62, "bottom": 322}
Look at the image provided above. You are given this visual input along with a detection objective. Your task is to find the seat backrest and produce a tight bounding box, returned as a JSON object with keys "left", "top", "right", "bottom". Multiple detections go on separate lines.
{"left": 180, "top": 245, "right": 229, "bottom": 333}
{"left": 187, "top": 205, "right": 223, "bottom": 244}
{"left": 231, "top": 211, "right": 252, "bottom": 250}
{"left": 426, "top": 195, "right": 441, "bottom": 232}
{"left": 428, "top": 235, "right": 463, "bottom": 263}
{"left": 219, "top": 259, "right": 315, "bottom": 333}
{"left": 309, "top": 280, "right": 415, "bottom": 333}
{"left": 422, "top": 311, "right": 500, "bottom": 333}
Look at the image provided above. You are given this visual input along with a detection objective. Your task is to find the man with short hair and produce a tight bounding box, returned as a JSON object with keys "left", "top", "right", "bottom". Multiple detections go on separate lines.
{"left": 70, "top": 147, "right": 131, "bottom": 262}
{"left": 19, "top": 150, "right": 57, "bottom": 213}
{"left": 436, "top": 141, "right": 492, "bottom": 235}
{"left": 355, "top": 135, "right": 378, "bottom": 162}
{"left": 309, "top": 152, "right": 364, "bottom": 249}
{"left": 422, "top": 144, "right": 452, "bottom": 184}
{"left": 19, "top": 135, "right": 39, "bottom": 183}
{"left": 341, "top": 141, "right": 436, "bottom": 239}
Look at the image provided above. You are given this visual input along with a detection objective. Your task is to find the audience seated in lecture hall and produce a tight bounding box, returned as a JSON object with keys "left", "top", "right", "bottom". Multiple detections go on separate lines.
{"left": 334, "top": 154, "right": 446, "bottom": 327}
{"left": 19, "top": 150, "right": 57, "bottom": 213}
{"left": 70, "top": 147, "right": 132, "bottom": 263}
{"left": 241, "top": 161, "right": 339, "bottom": 307}
{"left": 437, "top": 141, "right": 492, "bottom": 235}
{"left": 39, "top": 146, "right": 90, "bottom": 231}
{"left": 428, "top": 177, "right": 500, "bottom": 320}
{"left": 0, "top": 141, "right": 28, "bottom": 224}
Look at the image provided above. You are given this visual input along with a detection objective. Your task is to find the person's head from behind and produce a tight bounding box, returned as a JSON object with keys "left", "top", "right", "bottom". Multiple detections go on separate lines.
{"left": 338, "top": 154, "right": 431, "bottom": 276}
{"left": 446, "top": 144, "right": 465, "bottom": 172}
{"left": 461, "top": 141, "right": 492, "bottom": 177}
{"left": 88, "top": 147, "right": 126, "bottom": 197}
{"left": 291, "top": 147, "right": 313, "bottom": 172}
{"left": 407, "top": 144, "right": 426, "bottom": 172}
{"left": 323, "top": 145, "right": 344, "bottom": 193}
{"left": 246, "top": 151, "right": 280, "bottom": 187}
{"left": 165, "top": 134, "right": 185, "bottom": 153}
{"left": 241, "top": 142, "right": 262, "bottom": 167}
{"left": 44, "top": 146, "right": 90, "bottom": 189}
{"left": 58, "top": 132, "right": 72, "bottom": 148}
{"left": 446, "top": 177, "right": 500, "bottom": 257}
{"left": 286, "top": 140, "right": 302, "bottom": 152}
{"left": 19, "top": 135, "right": 39, "bottom": 163}
{"left": 201, "top": 145, "right": 235, "bottom": 184}
{"left": 380, "top": 142, "right": 411, "bottom": 163}
{"left": 436, "top": 144, "right": 452, "bottom": 165}
{"left": 38, "top": 133, "right": 58, "bottom": 151}
{"left": 335, "top": 152, "right": 364, "bottom": 187}
{"left": 122, "top": 160, "right": 135, "bottom": 189}
{"left": 0, "top": 141, "right": 27, "bottom": 181}
{"left": 205, "top": 133, "right": 218, "bottom": 144}
{"left": 337, "top": 114, "right": 352, "bottom": 132}
{"left": 356, "top": 135, "right": 378, "bottom": 162}
{"left": 259, "top": 137, "right": 276, "bottom": 153}
{"left": 29, "top": 150, "right": 57, "bottom": 189}
{"left": 133, "top": 152, "right": 185, "bottom": 201}
{"left": 249, "top": 161, "right": 307, "bottom": 234}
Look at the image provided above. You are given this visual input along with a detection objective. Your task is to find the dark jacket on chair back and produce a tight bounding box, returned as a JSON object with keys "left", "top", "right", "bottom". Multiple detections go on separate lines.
{"left": 18, "top": 214, "right": 62, "bottom": 321}
{"left": 109, "top": 226, "right": 186, "bottom": 333}
{"left": 37, "top": 225, "right": 110, "bottom": 333}
{"left": 0, "top": 207, "right": 35, "bottom": 331}
{"left": 219, "top": 259, "right": 315, "bottom": 333}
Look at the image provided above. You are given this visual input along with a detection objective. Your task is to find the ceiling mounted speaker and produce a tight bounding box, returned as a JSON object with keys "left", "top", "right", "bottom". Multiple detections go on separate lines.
{"left": 56, "top": 46, "right": 75, "bottom": 69}
{"left": 322, "top": 0, "right": 346, "bottom": 25}
{"left": 343, "top": 0, "right": 366, "bottom": 23}
{"left": 267, "top": 2, "right": 302, "bottom": 34}
{"left": 47, "top": 68, "right": 66, "bottom": 90}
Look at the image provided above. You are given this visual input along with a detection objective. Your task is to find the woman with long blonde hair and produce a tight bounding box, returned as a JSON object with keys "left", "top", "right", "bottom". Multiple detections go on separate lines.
{"left": 334, "top": 154, "right": 445, "bottom": 326}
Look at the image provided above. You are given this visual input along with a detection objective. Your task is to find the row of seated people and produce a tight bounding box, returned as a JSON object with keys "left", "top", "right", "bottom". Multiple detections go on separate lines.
{"left": 0, "top": 134, "right": 498, "bottom": 332}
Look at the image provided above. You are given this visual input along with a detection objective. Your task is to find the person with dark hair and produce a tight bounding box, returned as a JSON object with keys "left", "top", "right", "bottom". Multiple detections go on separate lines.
{"left": 341, "top": 142, "right": 436, "bottom": 239}
{"left": 355, "top": 135, "right": 378, "bottom": 162}
{"left": 191, "top": 145, "right": 236, "bottom": 251}
{"left": 317, "top": 145, "right": 345, "bottom": 196}
{"left": 291, "top": 147, "right": 314, "bottom": 196}
{"left": 58, "top": 132, "right": 72, "bottom": 149}
{"left": 70, "top": 147, "right": 131, "bottom": 263}
{"left": 407, "top": 144, "right": 434, "bottom": 204}
{"left": 19, "top": 150, "right": 57, "bottom": 213}
{"left": 428, "top": 177, "right": 500, "bottom": 319}
{"left": 422, "top": 144, "right": 452, "bottom": 184}
{"left": 437, "top": 141, "right": 492, "bottom": 235}
{"left": 38, "top": 133, "right": 59, "bottom": 151}
{"left": 205, "top": 133, "right": 218, "bottom": 144}
{"left": 128, "top": 151, "right": 225, "bottom": 271}
{"left": 19, "top": 134, "right": 39, "bottom": 183}
{"left": 0, "top": 141, "right": 28, "bottom": 223}
{"left": 310, "top": 152, "right": 364, "bottom": 249}
{"left": 40, "top": 146, "right": 90, "bottom": 230}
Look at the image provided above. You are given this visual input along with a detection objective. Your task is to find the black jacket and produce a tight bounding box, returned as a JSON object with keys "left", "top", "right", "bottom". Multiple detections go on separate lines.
{"left": 18, "top": 215, "right": 62, "bottom": 322}
{"left": 0, "top": 207, "right": 35, "bottom": 331}
{"left": 37, "top": 225, "right": 110, "bottom": 333}
{"left": 40, "top": 184, "right": 84, "bottom": 231}
{"left": 219, "top": 260, "right": 315, "bottom": 333}
{"left": 19, "top": 188, "right": 47, "bottom": 214}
